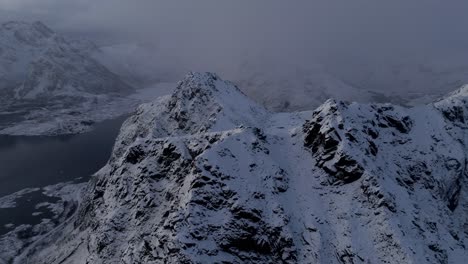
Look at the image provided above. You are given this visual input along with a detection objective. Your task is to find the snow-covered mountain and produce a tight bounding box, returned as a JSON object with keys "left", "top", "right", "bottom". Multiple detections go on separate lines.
{"left": 0, "top": 21, "right": 140, "bottom": 135}
{"left": 4, "top": 72, "right": 467, "bottom": 263}
{"left": 0, "top": 21, "right": 133, "bottom": 100}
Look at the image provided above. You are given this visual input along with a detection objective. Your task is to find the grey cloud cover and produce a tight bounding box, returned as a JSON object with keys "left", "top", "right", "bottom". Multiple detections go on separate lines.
{"left": 1, "top": 0, "right": 468, "bottom": 83}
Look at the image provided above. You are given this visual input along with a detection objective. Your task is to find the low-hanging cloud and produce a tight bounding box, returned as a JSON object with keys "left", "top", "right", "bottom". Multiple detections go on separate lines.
{"left": 2, "top": 0, "right": 468, "bottom": 87}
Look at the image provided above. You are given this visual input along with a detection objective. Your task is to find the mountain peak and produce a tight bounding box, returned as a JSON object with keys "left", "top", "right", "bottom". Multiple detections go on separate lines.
{"left": 1, "top": 21, "right": 54, "bottom": 40}
{"left": 174, "top": 72, "right": 245, "bottom": 97}
{"left": 110, "top": 72, "right": 267, "bottom": 159}
{"left": 166, "top": 72, "right": 267, "bottom": 132}
{"left": 178, "top": 71, "right": 221, "bottom": 87}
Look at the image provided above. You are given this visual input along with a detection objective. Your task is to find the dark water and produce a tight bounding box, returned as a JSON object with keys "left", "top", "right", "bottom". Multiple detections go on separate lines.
{"left": 0, "top": 116, "right": 127, "bottom": 236}
{"left": 0, "top": 116, "right": 127, "bottom": 197}
{"left": 0, "top": 190, "right": 60, "bottom": 235}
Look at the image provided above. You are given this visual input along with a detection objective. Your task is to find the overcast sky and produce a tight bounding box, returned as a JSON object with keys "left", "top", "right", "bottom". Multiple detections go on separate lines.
{"left": 1, "top": 1, "right": 468, "bottom": 77}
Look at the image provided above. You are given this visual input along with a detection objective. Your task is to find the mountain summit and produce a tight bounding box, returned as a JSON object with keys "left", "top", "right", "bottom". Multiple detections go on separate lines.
{"left": 3, "top": 72, "right": 468, "bottom": 263}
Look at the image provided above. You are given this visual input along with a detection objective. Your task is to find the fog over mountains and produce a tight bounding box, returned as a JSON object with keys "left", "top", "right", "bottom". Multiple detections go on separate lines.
{"left": 2, "top": 1, "right": 468, "bottom": 109}
{"left": 3, "top": 18, "right": 468, "bottom": 135}
{"left": 2, "top": 2, "right": 468, "bottom": 264}
{"left": 0, "top": 21, "right": 132, "bottom": 99}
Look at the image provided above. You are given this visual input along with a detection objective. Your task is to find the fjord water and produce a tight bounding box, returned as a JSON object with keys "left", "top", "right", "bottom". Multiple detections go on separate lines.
{"left": 0, "top": 116, "right": 127, "bottom": 197}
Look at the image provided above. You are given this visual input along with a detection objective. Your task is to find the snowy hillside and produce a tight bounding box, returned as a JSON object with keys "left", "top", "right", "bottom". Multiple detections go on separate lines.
{"left": 0, "top": 21, "right": 133, "bottom": 99}
{"left": 3, "top": 72, "right": 467, "bottom": 263}
{"left": 0, "top": 21, "right": 141, "bottom": 135}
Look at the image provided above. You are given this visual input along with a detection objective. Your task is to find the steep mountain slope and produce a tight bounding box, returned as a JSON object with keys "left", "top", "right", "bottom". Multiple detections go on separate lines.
{"left": 4, "top": 72, "right": 468, "bottom": 263}
{"left": 0, "top": 21, "right": 136, "bottom": 135}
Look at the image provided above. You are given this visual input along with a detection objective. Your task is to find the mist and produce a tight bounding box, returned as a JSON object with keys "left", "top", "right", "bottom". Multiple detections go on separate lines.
{"left": 2, "top": 0, "right": 468, "bottom": 97}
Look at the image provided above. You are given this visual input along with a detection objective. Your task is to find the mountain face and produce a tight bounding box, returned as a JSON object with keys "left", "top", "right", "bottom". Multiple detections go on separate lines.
{"left": 6, "top": 73, "right": 468, "bottom": 263}
{"left": 0, "top": 21, "right": 133, "bottom": 100}
{"left": 0, "top": 21, "right": 137, "bottom": 135}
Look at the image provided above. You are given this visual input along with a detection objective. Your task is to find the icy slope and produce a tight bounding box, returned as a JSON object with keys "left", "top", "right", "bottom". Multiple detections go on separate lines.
{"left": 7, "top": 72, "right": 468, "bottom": 263}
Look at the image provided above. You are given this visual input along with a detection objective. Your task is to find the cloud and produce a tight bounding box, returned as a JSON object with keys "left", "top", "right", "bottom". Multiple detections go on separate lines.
{"left": 2, "top": 1, "right": 468, "bottom": 85}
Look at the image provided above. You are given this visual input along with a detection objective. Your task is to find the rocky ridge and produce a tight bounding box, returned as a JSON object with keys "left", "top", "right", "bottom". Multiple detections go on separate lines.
{"left": 3, "top": 72, "right": 468, "bottom": 263}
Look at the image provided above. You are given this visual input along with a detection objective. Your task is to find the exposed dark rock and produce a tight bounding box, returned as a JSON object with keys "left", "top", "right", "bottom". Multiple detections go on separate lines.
{"left": 381, "top": 115, "right": 413, "bottom": 134}
{"left": 440, "top": 105, "right": 465, "bottom": 123}
{"left": 304, "top": 116, "right": 364, "bottom": 184}
{"left": 126, "top": 145, "right": 146, "bottom": 164}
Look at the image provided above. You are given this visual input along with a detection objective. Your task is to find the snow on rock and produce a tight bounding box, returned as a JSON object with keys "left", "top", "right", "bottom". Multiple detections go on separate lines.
{"left": 434, "top": 84, "right": 468, "bottom": 126}
{"left": 6, "top": 72, "right": 468, "bottom": 263}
